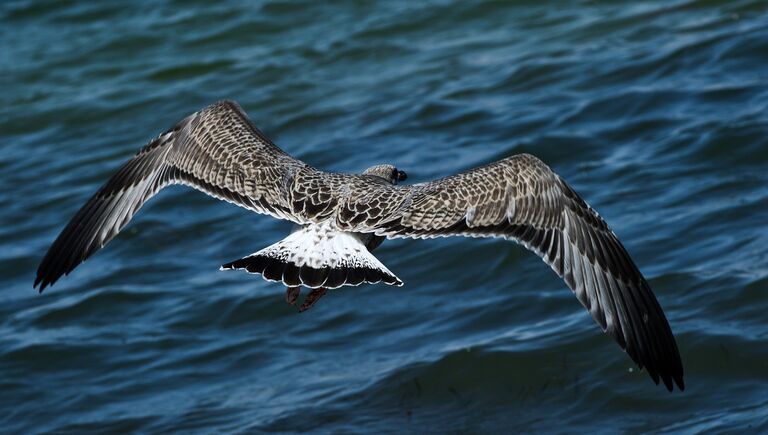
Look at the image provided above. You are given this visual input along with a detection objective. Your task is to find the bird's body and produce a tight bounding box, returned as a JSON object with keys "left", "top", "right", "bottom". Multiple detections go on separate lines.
{"left": 35, "top": 100, "right": 684, "bottom": 391}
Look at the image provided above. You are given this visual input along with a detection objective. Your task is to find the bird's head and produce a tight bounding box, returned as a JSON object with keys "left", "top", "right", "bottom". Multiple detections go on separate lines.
{"left": 362, "top": 164, "right": 407, "bottom": 185}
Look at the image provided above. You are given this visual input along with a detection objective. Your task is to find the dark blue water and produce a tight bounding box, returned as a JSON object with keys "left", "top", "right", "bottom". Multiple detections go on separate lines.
{"left": 2, "top": 1, "right": 768, "bottom": 432}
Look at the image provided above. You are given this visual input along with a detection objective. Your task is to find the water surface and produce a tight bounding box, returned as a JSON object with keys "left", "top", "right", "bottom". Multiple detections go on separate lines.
{"left": 2, "top": 0, "right": 768, "bottom": 433}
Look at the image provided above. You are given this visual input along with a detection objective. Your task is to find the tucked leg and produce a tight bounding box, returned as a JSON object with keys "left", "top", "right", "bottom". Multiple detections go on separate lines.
{"left": 285, "top": 286, "right": 300, "bottom": 305}
{"left": 299, "top": 287, "right": 328, "bottom": 313}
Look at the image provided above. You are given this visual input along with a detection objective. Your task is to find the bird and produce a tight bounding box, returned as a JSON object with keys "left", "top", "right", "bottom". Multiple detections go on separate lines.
{"left": 34, "top": 100, "right": 684, "bottom": 391}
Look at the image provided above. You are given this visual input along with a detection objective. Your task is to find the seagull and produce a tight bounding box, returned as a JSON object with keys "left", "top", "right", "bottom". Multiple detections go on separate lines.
{"left": 34, "top": 100, "right": 684, "bottom": 391}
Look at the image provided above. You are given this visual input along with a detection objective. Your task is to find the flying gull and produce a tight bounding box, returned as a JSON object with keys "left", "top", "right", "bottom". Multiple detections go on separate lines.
{"left": 34, "top": 100, "right": 684, "bottom": 391}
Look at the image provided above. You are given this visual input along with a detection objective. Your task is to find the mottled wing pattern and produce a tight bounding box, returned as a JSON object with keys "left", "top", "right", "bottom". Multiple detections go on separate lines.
{"left": 334, "top": 154, "right": 684, "bottom": 391}
{"left": 34, "top": 98, "right": 682, "bottom": 391}
{"left": 35, "top": 100, "right": 306, "bottom": 291}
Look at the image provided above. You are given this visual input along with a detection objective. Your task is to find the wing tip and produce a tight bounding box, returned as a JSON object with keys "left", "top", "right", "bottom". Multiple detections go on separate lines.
{"left": 674, "top": 374, "right": 685, "bottom": 392}
{"left": 657, "top": 372, "right": 685, "bottom": 392}
{"left": 641, "top": 356, "right": 685, "bottom": 392}
{"left": 34, "top": 269, "right": 53, "bottom": 293}
{"left": 34, "top": 269, "right": 62, "bottom": 294}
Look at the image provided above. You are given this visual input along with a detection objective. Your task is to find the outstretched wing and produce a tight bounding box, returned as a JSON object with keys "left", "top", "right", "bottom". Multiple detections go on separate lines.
{"left": 334, "top": 154, "right": 684, "bottom": 391}
{"left": 35, "top": 100, "right": 307, "bottom": 291}
{"left": 34, "top": 99, "right": 682, "bottom": 390}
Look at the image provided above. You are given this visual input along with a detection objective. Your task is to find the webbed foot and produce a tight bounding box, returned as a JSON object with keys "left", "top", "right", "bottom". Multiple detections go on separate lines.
{"left": 285, "top": 286, "right": 300, "bottom": 305}
{"left": 299, "top": 287, "right": 327, "bottom": 313}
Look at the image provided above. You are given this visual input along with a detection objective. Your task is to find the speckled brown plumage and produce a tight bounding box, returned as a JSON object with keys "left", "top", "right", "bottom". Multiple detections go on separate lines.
{"left": 35, "top": 100, "right": 683, "bottom": 392}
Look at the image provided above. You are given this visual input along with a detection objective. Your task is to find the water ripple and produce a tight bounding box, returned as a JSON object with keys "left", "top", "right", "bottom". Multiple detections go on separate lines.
{"left": 2, "top": 0, "right": 767, "bottom": 432}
